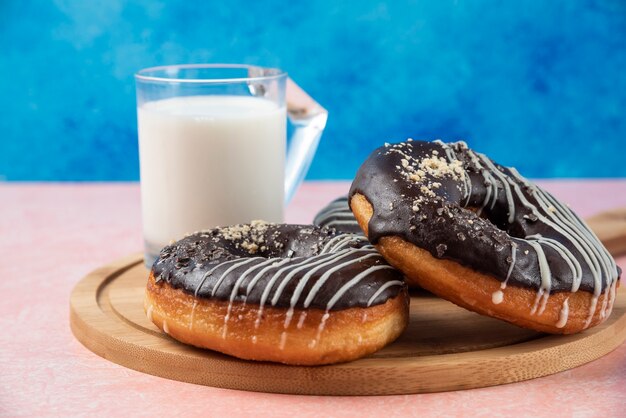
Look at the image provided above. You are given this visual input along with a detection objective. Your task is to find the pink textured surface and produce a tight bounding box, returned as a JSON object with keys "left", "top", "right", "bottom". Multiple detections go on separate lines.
{"left": 1, "top": 180, "right": 626, "bottom": 417}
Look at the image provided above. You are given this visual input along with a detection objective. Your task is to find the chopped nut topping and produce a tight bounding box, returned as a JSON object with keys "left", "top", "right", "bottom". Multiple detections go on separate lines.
{"left": 219, "top": 220, "right": 272, "bottom": 254}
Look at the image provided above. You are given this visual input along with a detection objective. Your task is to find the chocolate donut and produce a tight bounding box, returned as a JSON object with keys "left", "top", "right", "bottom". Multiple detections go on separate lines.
{"left": 145, "top": 221, "right": 409, "bottom": 365}
{"left": 313, "top": 196, "right": 362, "bottom": 234}
{"left": 350, "top": 139, "right": 621, "bottom": 334}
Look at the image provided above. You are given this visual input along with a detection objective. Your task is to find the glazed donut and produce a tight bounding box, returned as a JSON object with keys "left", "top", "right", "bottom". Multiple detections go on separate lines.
{"left": 145, "top": 221, "right": 409, "bottom": 365}
{"left": 313, "top": 196, "right": 362, "bottom": 234}
{"left": 349, "top": 139, "right": 621, "bottom": 334}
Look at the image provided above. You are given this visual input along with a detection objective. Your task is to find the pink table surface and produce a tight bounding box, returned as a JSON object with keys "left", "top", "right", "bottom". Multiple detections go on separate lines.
{"left": 2, "top": 180, "right": 626, "bottom": 417}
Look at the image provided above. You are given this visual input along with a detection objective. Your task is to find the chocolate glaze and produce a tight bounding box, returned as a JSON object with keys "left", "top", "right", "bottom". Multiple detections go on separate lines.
{"left": 313, "top": 196, "right": 363, "bottom": 235}
{"left": 151, "top": 222, "right": 405, "bottom": 311}
{"left": 349, "top": 140, "right": 621, "bottom": 295}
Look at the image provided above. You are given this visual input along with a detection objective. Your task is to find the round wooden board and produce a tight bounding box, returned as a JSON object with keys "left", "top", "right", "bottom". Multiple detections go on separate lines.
{"left": 71, "top": 255, "right": 626, "bottom": 395}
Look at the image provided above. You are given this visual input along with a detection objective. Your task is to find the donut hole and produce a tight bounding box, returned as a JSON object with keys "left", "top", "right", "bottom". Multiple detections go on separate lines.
{"left": 464, "top": 206, "right": 524, "bottom": 239}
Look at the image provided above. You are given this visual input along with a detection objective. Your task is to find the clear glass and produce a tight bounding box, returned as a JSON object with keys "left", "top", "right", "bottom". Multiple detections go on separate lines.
{"left": 136, "top": 64, "right": 326, "bottom": 266}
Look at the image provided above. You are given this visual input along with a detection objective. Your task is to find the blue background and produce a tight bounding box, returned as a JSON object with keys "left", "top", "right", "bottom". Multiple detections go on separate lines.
{"left": 1, "top": 0, "right": 625, "bottom": 181}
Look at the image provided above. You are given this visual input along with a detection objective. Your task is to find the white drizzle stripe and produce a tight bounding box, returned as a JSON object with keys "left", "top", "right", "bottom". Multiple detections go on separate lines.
{"left": 506, "top": 178, "right": 601, "bottom": 294}
{"left": 465, "top": 149, "right": 498, "bottom": 214}
{"left": 540, "top": 194, "right": 617, "bottom": 322}
{"left": 320, "top": 234, "right": 349, "bottom": 254}
{"left": 477, "top": 153, "right": 516, "bottom": 224}
{"left": 319, "top": 234, "right": 351, "bottom": 253}
{"left": 329, "top": 236, "right": 363, "bottom": 252}
{"left": 508, "top": 177, "right": 604, "bottom": 324}
{"left": 254, "top": 252, "right": 339, "bottom": 328}
{"left": 210, "top": 258, "right": 262, "bottom": 297}
{"left": 509, "top": 168, "right": 617, "bottom": 326}
{"left": 326, "top": 265, "right": 396, "bottom": 310}
{"left": 556, "top": 298, "right": 569, "bottom": 328}
{"left": 303, "top": 253, "right": 381, "bottom": 308}
{"left": 221, "top": 258, "right": 282, "bottom": 338}
{"left": 366, "top": 281, "right": 405, "bottom": 307}
{"left": 525, "top": 234, "right": 581, "bottom": 291}
{"left": 527, "top": 240, "right": 552, "bottom": 316}
{"left": 188, "top": 300, "right": 197, "bottom": 330}
{"left": 585, "top": 296, "right": 599, "bottom": 328}
{"left": 282, "top": 250, "right": 365, "bottom": 329}
{"left": 533, "top": 186, "right": 611, "bottom": 287}
{"left": 193, "top": 258, "right": 242, "bottom": 298}
{"left": 544, "top": 189, "right": 616, "bottom": 270}
{"left": 310, "top": 312, "right": 330, "bottom": 348}
{"left": 542, "top": 188, "right": 617, "bottom": 287}
{"left": 505, "top": 242, "right": 518, "bottom": 285}
{"left": 321, "top": 234, "right": 368, "bottom": 254}
{"left": 477, "top": 169, "right": 492, "bottom": 216}
{"left": 509, "top": 167, "right": 617, "bottom": 324}
{"left": 511, "top": 167, "right": 616, "bottom": 283}
{"left": 244, "top": 258, "right": 292, "bottom": 297}
{"left": 323, "top": 220, "right": 360, "bottom": 228}
{"left": 271, "top": 249, "right": 368, "bottom": 307}
{"left": 493, "top": 241, "right": 518, "bottom": 304}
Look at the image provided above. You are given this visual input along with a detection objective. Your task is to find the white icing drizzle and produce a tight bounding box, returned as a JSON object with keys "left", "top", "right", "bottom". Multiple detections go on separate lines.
{"left": 504, "top": 174, "right": 607, "bottom": 324}
{"left": 463, "top": 148, "right": 500, "bottom": 215}
{"left": 606, "top": 278, "right": 618, "bottom": 317}
{"left": 476, "top": 153, "right": 516, "bottom": 223}
{"left": 296, "top": 311, "right": 307, "bottom": 329}
{"left": 162, "top": 320, "right": 169, "bottom": 334}
{"left": 366, "top": 280, "right": 405, "bottom": 307}
{"left": 545, "top": 196, "right": 618, "bottom": 317}
{"left": 508, "top": 168, "right": 617, "bottom": 327}
{"left": 556, "top": 298, "right": 569, "bottom": 328}
{"left": 492, "top": 241, "right": 518, "bottom": 304}
{"left": 477, "top": 169, "right": 493, "bottom": 216}
{"left": 222, "top": 258, "right": 282, "bottom": 338}
{"left": 527, "top": 240, "right": 551, "bottom": 316}
{"left": 303, "top": 253, "right": 381, "bottom": 308}
{"left": 253, "top": 251, "right": 339, "bottom": 329}
{"left": 319, "top": 234, "right": 353, "bottom": 253}
{"left": 505, "top": 241, "right": 518, "bottom": 284}
{"left": 243, "top": 258, "right": 291, "bottom": 300}
{"left": 188, "top": 300, "right": 197, "bottom": 330}
{"left": 146, "top": 304, "right": 153, "bottom": 322}
{"left": 276, "top": 249, "right": 371, "bottom": 309}
{"left": 210, "top": 258, "right": 263, "bottom": 298}
{"left": 326, "top": 265, "right": 396, "bottom": 310}
{"left": 525, "top": 235, "right": 581, "bottom": 291}
{"left": 324, "top": 219, "right": 361, "bottom": 229}
{"left": 309, "top": 312, "right": 330, "bottom": 348}
{"left": 329, "top": 236, "right": 361, "bottom": 252}
{"left": 492, "top": 290, "right": 504, "bottom": 305}
{"left": 193, "top": 259, "right": 238, "bottom": 297}
{"left": 243, "top": 235, "right": 389, "bottom": 341}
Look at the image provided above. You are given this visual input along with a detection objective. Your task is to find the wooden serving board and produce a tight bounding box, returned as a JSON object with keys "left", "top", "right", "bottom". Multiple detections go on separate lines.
{"left": 70, "top": 209, "right": 626, "bottom": 395}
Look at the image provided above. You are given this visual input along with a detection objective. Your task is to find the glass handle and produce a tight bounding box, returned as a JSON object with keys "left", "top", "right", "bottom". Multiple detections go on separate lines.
{"left": 284, "top": 78, "right": 328, "bottom": 204}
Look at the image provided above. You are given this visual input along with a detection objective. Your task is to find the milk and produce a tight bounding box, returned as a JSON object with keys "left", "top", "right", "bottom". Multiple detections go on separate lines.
{"left": 138, "top": 95, "right": 286, "bottom": 259}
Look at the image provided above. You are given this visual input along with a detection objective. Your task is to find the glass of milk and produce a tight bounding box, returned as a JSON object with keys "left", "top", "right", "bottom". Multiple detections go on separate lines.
{"left": 135, "top": 64, "right": 327, "bottom": 265}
